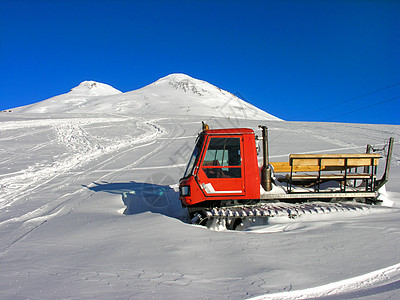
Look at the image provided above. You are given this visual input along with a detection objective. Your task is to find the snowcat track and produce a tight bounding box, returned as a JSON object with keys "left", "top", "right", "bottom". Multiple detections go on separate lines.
{"left": 192, "top": 202, "right": 372, "bottom": 229}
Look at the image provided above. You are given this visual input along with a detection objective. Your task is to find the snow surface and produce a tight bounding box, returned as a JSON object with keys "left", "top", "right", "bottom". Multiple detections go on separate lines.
{"left": 1, "top": 74, "right": 400, "bottom": 299}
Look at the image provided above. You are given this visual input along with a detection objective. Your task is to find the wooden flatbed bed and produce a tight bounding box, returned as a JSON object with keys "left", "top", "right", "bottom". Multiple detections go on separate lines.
{"left": 271, "top": 153, "right": 381, "bottom": 193}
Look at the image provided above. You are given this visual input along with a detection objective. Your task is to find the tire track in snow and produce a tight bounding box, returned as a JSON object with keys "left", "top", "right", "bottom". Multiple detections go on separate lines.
{"left": 74, "top": 119, "right": 167, "bottom": 183}
{"left": 0, "top": 117, "right": 165, "bottom": 254}
{"left": 0, "top": 118, "right": 163, "bottom": 213}
{"left": 23, "top": 119, "right": 164, "bottom": 209}
{"left": 0, "top": 187, "right": 91, "bottom": 255}
{"left": 0, "top": 140, "right": 54, "bottom": 166}
{"left": 249, "top": 262, "right": 400, "bottom": 300}
{"left": 0, "top": 127, "right": 49, "bottom": 142}
{"left": 0, "top": 117, "right": 127, "bottom": 131}
{"left": 89, "top": 121, "right": 180, "bottom": 185}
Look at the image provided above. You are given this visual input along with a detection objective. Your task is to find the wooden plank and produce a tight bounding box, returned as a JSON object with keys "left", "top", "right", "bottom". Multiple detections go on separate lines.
{"left": 291, "top": 158, "right": 379, "bottom": 167}
{"left": 346, "top": 158, "right": 379, "bottom": 166}
{"left": 291, "top": 165, "right": 323, "bottom": 172}
{"left": 290, "top": 153, "right": 380, "bottom": 158}
{"left": 345, "top": 174, "right": 375, "bottom": 179}
{"left": 270, "top": 162, "right": 291, "bottom": 172}
{"left": 271, "top": 162, "right": 372, "bottom": 172}
{"left": 272, "top": 153, "right": 380, "bottom": 176}
{"left": 291, "top": 174, "right": 375, "bottom": 180}
{"left": 271, "top": 162, "right": 339, "bottom": 172}
{"left": 289, "top": 153, "right": 380, "bottom": 167}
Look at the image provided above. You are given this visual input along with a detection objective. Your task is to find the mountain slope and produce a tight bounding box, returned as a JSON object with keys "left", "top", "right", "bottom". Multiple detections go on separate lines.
{"left": 0, "top": 114, "right": 399, "bottom": 299}
{"left": 12, "top": 74, "right": 281, "bottom": 120}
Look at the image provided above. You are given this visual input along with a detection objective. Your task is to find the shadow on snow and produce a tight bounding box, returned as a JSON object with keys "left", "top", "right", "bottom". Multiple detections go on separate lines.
{"left": 84, "top": 180, "right": 188, "bottom": 221}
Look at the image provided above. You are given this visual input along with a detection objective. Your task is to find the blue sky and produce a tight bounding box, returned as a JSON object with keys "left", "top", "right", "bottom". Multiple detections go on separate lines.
{"left": 1, "top": 0, "right": 399, "bottom": 124}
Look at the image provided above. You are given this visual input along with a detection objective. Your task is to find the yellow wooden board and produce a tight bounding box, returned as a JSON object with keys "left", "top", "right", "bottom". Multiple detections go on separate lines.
{"left": 289, "top": 153, "right": 380, "bottom": 167}
{"left": 271, "top": 153, "right": 380, "bottom": 173}
{"left": 270, "top": 162, "right": 370, "bottom": 173}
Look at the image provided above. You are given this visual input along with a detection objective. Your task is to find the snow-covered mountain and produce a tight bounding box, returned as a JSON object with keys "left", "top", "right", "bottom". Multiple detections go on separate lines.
{"left": 2, "top": 74, "right": 400, "bottom": 299}
{"left": 12, "top": 81, "right": 122, "bottom": 113}
{"left": 12, "top": 74, "right": 281, "bottom": 120}
{"left": 69, "top": 80, "right": 122, "bottom": 96}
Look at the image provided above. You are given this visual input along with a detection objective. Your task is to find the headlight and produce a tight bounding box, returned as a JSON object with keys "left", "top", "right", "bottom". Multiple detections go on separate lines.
{"left": 180, "top": 185, "right": 190, "bottom": 197}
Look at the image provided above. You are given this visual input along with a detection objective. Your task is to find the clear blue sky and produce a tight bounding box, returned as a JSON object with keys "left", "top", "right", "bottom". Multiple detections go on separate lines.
{"left": 1, "top": 0, "right": 399, "bottom": 124}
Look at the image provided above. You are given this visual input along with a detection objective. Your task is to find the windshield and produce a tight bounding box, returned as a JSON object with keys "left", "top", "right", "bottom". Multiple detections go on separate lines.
{"left": 183, "top": 135, "right": 204, "bottom": 178}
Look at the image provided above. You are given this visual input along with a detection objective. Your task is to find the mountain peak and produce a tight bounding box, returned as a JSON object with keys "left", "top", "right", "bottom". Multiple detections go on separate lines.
{"left": 155, "top": 73, "right": 201, "bottom": 87}
{"left": 70, "top": 81, "right": 122, "bottom": 96}
{"left": 152, "top": 73, "right": 225, "bottom": 97}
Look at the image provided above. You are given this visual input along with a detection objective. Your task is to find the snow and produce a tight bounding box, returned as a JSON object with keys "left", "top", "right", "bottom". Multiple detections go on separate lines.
{"left": 12, "top": 80, "right": 122, "bottom": 114}
{"left": 70, "top": 81, "right": 123, "bottom": 96}
{"left": 12, "top": 74, "right": 280, "bottom": 120}
{"left": 250, "top": 262, "right": 400, "bottom": 299}
{"left": 1, "top": 74, "right": 400, "bottom": 299}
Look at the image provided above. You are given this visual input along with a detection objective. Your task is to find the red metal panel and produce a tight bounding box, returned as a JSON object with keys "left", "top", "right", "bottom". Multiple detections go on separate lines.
{"left": 179, "top": 128, "right": 261, "bottom": 206}
{"left": 242, "top": 133, "right": 261, "bottom": 200}
{"left": 203, "top": 128, "right": 255, "bottom": 135}
{"left": 196, "top": 135, "right": 245, "bottom": 197}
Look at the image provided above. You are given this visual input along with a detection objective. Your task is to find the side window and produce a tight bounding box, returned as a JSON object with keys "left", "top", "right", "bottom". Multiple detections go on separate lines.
{"left": 202, "top": 138, "right": 241, "bottom": 178}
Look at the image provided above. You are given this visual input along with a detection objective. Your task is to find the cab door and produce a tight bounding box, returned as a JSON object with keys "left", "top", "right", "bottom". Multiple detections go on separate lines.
{"left": 196, "top": 136, "right": 245, "bottom": 197}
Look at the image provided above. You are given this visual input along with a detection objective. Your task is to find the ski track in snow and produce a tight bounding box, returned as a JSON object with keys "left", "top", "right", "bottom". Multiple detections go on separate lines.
{"left": 0, "top": 117, "right": 126, "bottom": 131}
{"left": 0, "top": 117, "right": 165, "bottom": 221}
{"left": 0, "top": 116, "right": 170, "bottom": 258}
{"left": 249, "top": 262, "right": 400, "bottom": 300}
{"left": 90, "top": 120, "right": 185, "bottom": 186}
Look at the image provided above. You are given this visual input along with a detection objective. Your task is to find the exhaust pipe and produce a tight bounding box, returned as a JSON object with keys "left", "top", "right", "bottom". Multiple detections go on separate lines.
{"left": 376, "top": 137, "right": 394, "bottom": 190}
{"left": 259, "top": 125, "right": 272, "bottom": 191}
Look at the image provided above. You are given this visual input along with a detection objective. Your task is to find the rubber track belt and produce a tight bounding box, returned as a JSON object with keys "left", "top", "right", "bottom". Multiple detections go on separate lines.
{"left": 202, "top": 202, "right": 370, "bottom": 219}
